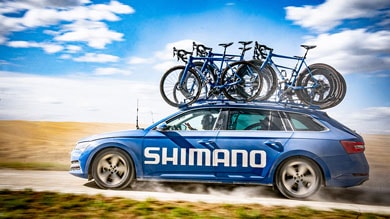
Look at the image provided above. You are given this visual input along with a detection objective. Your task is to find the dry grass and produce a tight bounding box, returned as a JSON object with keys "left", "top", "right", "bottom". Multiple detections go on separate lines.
{"left": 0, "top": 120, "right": 133, "bottom": 170}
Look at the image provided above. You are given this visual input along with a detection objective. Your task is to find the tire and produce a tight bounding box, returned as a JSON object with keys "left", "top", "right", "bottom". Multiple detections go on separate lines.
{"left": 91, "top": 148, "right": 135, "bottom": 189}
{"left": 160, "top": 66, "right": 202, "bottom": 107}
{"left": 296, "top": 63, "right": 340, "bottom": 109}
{"left": 275, "top": 157, "right": 322, "bottom": 199}
{"left": 193, "top": 61, "right": 217, "bottom": 100}
{"left": 221, "top": 61, "right": 263, "bottom": 102}
{"left": 329, "top": 66, "right": 347, "bottom": 108}
{"left": 250, "top": 59, "right": 278, "bottom": 101}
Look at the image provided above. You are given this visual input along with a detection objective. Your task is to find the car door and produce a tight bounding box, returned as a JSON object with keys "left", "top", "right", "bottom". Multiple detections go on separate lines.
{"left": 214, "top": 108, "right": 293, "bottom": 183}
{"left": 142, "top": 108, "right": 221, "bottom": 181}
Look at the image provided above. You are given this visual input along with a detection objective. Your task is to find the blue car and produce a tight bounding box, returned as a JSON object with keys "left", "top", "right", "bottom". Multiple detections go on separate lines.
{"left": 70, "top": 101, "right": 369, "bottom": 199}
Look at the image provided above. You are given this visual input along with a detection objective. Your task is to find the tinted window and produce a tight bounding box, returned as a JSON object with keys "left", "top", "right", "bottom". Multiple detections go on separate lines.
{"left": 227, "top": 109, "right": 284, "bottom": 131}
{"left": 165, "top": 108, "right": 220, "bottom": 131}
{"left": 286, "top": 112, "right": 326, "bottom": 131}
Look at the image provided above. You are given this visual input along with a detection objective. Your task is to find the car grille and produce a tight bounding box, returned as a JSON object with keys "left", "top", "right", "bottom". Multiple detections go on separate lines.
{"left": 70, "top": 160, "right": 80, "bottom": 171}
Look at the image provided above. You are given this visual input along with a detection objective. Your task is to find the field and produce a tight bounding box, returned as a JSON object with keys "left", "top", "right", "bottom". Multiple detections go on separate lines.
{"left": 0, "top": 120, "right": 132, "bottom": 170}
{"left": 0, "top": 120, "right": 389, "bottom": 218}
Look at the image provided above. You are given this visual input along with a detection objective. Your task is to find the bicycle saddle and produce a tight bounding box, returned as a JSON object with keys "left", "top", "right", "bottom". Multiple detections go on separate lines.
{"left": 219, "top": 42, "right": 234, "bottom": 48}
{"left": 238, "top": 41, "right": 253, "bottom": 46}
{"left": 301, "top": 45, "right": 317, "bottom": 50}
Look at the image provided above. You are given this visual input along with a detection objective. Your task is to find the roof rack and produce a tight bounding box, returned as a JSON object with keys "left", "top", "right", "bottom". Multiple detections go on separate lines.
{"left": 178, "top": 98, "right": 322, "bottom": 110}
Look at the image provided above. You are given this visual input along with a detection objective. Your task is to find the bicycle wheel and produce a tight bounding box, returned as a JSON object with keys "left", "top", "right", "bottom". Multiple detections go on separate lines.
{"left": 193, "top": 61, "right": 217, "bottom": 100}
{"left": 324, "top": 64, "right": 346, "bottom": 108}
{"left": 250, "top": 59, "right": 278, "bottom": 101}
{"left": 221, "top": 61, "right": 263, "bottom": 102}
{"left": 160, "top": 66, "right": 202, "bottom": 107}
{"left": 296, "top": 63, "right": 341, "bottom": 109}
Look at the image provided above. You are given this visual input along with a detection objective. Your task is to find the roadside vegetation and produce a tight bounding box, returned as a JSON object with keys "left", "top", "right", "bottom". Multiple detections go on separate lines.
{"left": 1, "top": 189, "right": 388, "bottom": 219}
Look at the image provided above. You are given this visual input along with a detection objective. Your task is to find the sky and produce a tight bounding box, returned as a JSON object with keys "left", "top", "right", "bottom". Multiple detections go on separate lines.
{"left": 0, "top": 0, "right": 389, "bottom": 134}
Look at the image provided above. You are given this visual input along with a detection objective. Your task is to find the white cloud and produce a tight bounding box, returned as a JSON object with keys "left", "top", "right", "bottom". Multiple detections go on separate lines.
{"left": 285, "top": 0, "right": 390, "bottom": 32}
{"left": 7, "top": 40, "right": 64, "bottom": 54}
{"left": 66, "top": 45, "right": 82, "bottom": 53}
{"left": 328, "top": 107, "right": 390, "bottom": 134}
{"left": 94, "top": 67, "right": 131, "bottom": 76}
{"left": 303, "top": 29, "right": 390, "bottom": 74}
{"left": 128, "top": 57, "right": 151, "bottom": 65}
{"left": 154, "top": 39, "right": 196, "bottom": 61}
{"left": 73, "top": 53, "right": 119, "bottom": 63}
{"left": 124, "top": 39, "right": 197, "bottom": 74}
{"left": 41, "top": 43, "right": 64, "bottom": 54}
{"left": 0, "top": 0, "right": 135, "bottom": 49}
{"left": 284, "top": 1, "right": 390, "bottom": 75}
{"left": 55, "top": 20, "right": 123, "bottom": 49}
{"left": 0, "top": 71, "right": 173, "bottom": 124}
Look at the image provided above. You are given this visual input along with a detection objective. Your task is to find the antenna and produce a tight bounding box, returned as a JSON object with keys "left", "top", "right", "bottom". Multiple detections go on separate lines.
{"left": 136, "top": 99, "right": 139, "bottom": 129}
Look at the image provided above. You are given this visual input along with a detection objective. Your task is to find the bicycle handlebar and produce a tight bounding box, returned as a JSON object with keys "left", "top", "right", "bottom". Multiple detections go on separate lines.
{"left": 254, "top": 41, "right": 273, "bottom": 60}
{"left": 192, "top": 42, "right": 212, "bottom": 57}
{"left": 173, "top": 47, "right": 193, "bottom": 63}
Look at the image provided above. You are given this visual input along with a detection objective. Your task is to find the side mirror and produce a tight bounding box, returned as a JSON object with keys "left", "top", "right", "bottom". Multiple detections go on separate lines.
{"left": 156, "top": 123, "right": 168, "bottom": 131}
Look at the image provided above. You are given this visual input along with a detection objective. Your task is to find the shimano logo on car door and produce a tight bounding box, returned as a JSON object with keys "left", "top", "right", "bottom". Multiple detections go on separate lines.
{"left": 144, "top": 147, "right": 266, "bottom": 168}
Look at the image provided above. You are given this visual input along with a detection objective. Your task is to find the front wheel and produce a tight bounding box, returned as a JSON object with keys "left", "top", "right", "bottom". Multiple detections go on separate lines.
{"left": 275, "top": 157, "right": 322, "bottom": 199}
{"left": 91, "top": 148, "right": 135, "bottom": 189}
{"left": 160, "top": 66, "right": 202, "bottom": 107}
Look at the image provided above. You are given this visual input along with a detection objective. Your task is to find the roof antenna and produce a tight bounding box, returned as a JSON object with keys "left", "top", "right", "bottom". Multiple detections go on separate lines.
{"left": 136, "top": 99, "right": 139, "bottom": 129}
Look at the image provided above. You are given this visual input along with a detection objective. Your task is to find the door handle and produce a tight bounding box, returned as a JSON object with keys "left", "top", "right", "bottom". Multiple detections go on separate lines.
{"left": 198, "top": 140, "right": 217, "bottom": 149}
{"left": 265, "top": 140, "right": 284, "bottom": 152}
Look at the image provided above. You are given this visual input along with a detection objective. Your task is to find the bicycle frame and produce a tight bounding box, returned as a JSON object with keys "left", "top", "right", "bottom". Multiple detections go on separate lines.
{"left": 179, "top": 49, "right": 245, "bottom": 91}
{"left": 259, "top": 50, "right": 318, "bottom": 91}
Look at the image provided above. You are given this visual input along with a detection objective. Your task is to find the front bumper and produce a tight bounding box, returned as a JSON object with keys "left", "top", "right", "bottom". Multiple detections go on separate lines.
{"left": 69, "top": 149, "right": 89, "bottom": 179}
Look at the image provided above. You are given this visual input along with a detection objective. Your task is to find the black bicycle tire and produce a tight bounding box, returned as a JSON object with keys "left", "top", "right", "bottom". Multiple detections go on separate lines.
{"left": 160, "top": 65, "right": 202, "bottom": 107}
{"left": 308, "top": 63, "right": 346, "bottom": 108}
{"left": 320, "top": 64, "right": 347, "bottom": 108}
{"left": 296, "top": 63, "right": 340, "bottom": 109}
{"left": 250, "top": 59, "right": 278, "bottom": 101}
{"left": 193, "top": 61, "right": 217, "bottom": 100}
{"left": 221, "top": 61, "right": 263, "bottom": 102}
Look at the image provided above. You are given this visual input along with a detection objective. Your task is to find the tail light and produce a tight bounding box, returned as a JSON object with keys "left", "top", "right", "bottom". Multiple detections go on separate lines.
{"left": 341, "top": 141, "right": 365, "bottom": 154}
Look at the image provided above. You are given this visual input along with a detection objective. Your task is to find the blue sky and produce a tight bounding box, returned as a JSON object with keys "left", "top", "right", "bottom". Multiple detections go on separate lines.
{"left": 0, "top": 0, "right": 389, "bottom": 134}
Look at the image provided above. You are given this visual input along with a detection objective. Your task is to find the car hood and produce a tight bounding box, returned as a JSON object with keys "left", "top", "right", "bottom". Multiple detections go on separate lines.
{"left": 79, "top": 129, "right": 147, "bottom": 142}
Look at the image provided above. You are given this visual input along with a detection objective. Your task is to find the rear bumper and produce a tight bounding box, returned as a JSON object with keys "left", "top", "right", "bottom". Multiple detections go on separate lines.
{"left": 326, "top": 172, "right": 369, "bottom": 187}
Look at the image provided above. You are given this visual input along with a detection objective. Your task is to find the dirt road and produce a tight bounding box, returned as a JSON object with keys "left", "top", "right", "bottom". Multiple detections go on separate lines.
{"left": 0, "top": 169, "right": 389, "bottom": 214}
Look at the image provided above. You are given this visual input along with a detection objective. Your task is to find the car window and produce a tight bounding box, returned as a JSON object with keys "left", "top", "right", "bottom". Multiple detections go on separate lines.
{"left": 285, "top": 112, "right": 326, "bottom": 131}
{"left": 165, "top": 108, "right": 220, "bottom": 131}
{"left": 227, "top": 109, "right": 284, "bottom": 131}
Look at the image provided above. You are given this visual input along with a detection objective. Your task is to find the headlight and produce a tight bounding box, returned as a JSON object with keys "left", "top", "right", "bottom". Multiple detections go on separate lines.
{"left": 74, "top": 142, "right": 90, "bottom": 152}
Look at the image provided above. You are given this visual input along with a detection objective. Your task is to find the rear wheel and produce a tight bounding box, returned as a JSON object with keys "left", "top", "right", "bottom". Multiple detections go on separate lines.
{"left": 92, "top": 148, "right": 135, "bottom": 189}
{"left": 296, "top": 63, "right": 341, "bottom": 109}
{"left": 329, "top": 66, "right": 346, "bottom": 108}
{"left": 275, "top": 157, "right": 322, "bottom": 199}
{"left": 221, "top": 61, "right": 263, "bottom": 102}
{"left": 250, "top": 59, "right": 278, "bottom": 101}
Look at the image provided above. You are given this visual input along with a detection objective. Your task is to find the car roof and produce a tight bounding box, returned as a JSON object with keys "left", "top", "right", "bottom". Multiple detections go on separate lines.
{"left": 180, "top": 100, "right": 325, "bottom": 115}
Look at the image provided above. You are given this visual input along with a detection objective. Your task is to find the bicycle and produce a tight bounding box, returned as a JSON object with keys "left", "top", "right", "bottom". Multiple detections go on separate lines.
{"left": 160, "top": 42, "right": 263, "bottom": 107}
{"left": 192, "top": 41, "right": 275, "bottom": 102}
{"left": 252, "top": 42, "right": 346, "bottom": 109}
